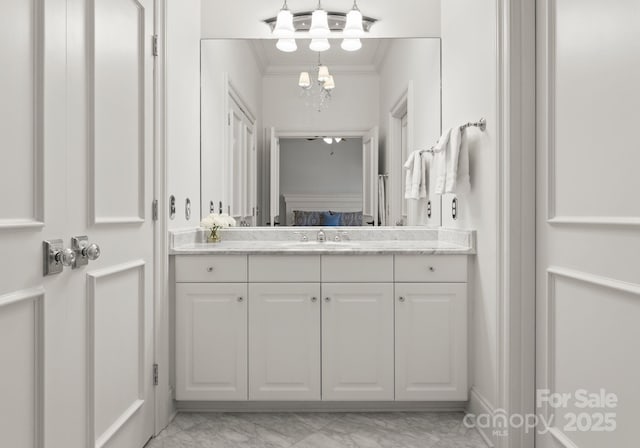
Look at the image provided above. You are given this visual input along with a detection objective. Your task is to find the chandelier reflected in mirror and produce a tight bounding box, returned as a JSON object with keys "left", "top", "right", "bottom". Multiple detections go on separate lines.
{"left": 298, "top": 53, "right": 335, "bottom": 112}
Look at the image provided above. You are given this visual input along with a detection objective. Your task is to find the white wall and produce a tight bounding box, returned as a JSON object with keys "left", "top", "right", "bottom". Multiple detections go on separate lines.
{"left": 441, "top": 0, "right": 499, "bottom": 431}
{"left": 200, "top": 40, "right": 263, "bottom": 219}
{"left": 279, "top": 138, "right": 363, "bottom": 195}
{"left": 263, "top": 73, "right": 379, "bottom": 132}
{"left": 166, "top": 0, "right": 201, "bottom": 229}
{"left": 378, "top": 39, "right": 441, "bottom": 226}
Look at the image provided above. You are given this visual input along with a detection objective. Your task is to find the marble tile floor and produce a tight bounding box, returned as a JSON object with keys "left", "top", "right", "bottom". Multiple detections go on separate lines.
{"left": 145, "top": 412, "right": 488, "bottom": 448}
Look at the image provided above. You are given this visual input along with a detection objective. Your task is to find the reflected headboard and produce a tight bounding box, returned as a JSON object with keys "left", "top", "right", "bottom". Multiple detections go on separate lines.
{"left": 282, "top": 193, "right": 363, "bottom": 226}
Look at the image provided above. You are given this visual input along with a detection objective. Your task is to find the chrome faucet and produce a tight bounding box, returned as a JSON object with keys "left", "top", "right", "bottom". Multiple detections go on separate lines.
{"left": 316, "top": 229, "right": 326, "bottom": 243}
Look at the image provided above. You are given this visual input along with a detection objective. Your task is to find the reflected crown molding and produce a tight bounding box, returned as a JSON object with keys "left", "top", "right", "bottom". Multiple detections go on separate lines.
{"left": 264, "top": 64, "right": 378, "bottom": 77}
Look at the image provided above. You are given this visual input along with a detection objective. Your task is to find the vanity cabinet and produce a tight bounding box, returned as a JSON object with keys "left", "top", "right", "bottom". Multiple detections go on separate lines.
{"left": 174, "top": 253, "right": 469, "bottom": 403}
{"left": 175, "top": 283, "right": 247, "bottom": 401}
{"left": 395, "top": 283, "right": 467, "bottom": 401}
{"left": 321, "top": 283, "right": 394, "bottom": 401}
{"left": 248, "top": 283, "right": 321, "bottom": 401}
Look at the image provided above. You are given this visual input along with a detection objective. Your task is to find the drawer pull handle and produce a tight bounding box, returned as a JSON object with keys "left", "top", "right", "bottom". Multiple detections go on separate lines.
{"left": 207, "top": 267, "right": 214, "bottom": 272}
{"left": 324, "top": 297, "right": 331, "bottom": 302}
{"left": 399, "top": 296, "right": 406, "bottom": 303}
{"left": 311, "top": 297, "right": 318, "bottom": 302}
{"left": 237, "top": 297, "right": 244, "bottom": 302}
{"left": 428, "top": 266, "right": 436, "bottom": 272}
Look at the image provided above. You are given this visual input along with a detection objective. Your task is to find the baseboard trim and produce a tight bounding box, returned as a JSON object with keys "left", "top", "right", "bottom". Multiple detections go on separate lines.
{"left": 176, "top": 400, "right": 468, "bottom": 413}
{"left": 467, "top": 387, "right": 497, "bottom": 447}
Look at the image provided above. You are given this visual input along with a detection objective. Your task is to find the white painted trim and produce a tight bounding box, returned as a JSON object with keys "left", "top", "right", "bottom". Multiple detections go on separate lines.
{"left": 263, "top": 65, "right": 378, "bottom": 77}
{"left": 548, "top": 216, "right": 640, "bottom": 226}
{"left": 153, "top": 0, "right": 174, "bottom": 436}
{"left": 495, "top": 1, "right": 536, "bottom": 448}
{"left": 548, "top": 266, "right": 640, "bottom": 299}
{"left": 467, "top": 387, "right": 496, "bottom": 448}
{"left": 0, "top": 287, "right": 45, "bottom": 448}
{"left": 95, "top": 400, "right": 145, "bottom": 448}
{"left": 0, "top": 0, "right": 45, "bottom": 230}
{"left": 176, "top": 401, "right": 468, "bottom": 413}
{"left": 86, "top": 260, "right": 146, "bottom": 448}
{"left": 87, "top": 0, "right": 146, "bottom": 226}
{"left": 543, "top": 267, "right": 639, "bottom": 448}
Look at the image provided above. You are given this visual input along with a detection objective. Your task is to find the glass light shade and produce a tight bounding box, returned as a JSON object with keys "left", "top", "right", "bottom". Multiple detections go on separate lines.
{"left": 323, "top": 137, "right": 334, "bottom": 144}
{"left": 343, "top": 8, "right": 364, "bottom": 37}
{"left": 334, "top": 137, "right": 343, "bottom": 143}
{"left": 317, "top": 65, "right": 330, "bottom": 82}
{"left": 273, "top": 8, "right": 295, "bottom": 38}
{"left": 341, "top": 38, "right": 362, "bottom": 52}
{"left": 309, "top": 38, "right": 330, "bottom": 52}
{"left": 324, "top": 75, "right": 335, "bottom": 90}
{"left": 309, "top": 9, "right": 330, "bottom": 38}
{"left": 298, "top": 71, "right": 311, "bottom": 88}
{"left": 276, "top": 38, "right": 297, "bottom": 53}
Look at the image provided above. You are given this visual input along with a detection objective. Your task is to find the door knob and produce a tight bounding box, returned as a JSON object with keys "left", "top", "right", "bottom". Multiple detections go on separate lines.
{"left": 44, "top": 239, "right": 75, "bottom": 276}
{"left": 71, "top": 236, "right": 101, "bottom": 269}
{"left": 324, "top": 297, "right": 331, "bottom": 302}
{"left": 399, "top": 296, "right": 406, "bottom": 303}
{"left": 237, "top": 297, "right": 244, "bottom": 302}
{"left": 311, "top": 297, "right": 318, "bottom": 302}
{"left": 56, "top": 248, "right": 76, "bottom": 267}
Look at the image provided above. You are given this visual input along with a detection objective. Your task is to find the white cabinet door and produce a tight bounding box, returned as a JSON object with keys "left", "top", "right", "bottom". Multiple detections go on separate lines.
{"left": 249, "top": 283, "right": 321, "bottom": 400}
{"left": 322, "top": 283, "right": 394, "bottom": 401}
{"left": 395, "top": 283, "right": 468, "bottom": 401}
{"left": 176, "top": 283, "right": 247, "bottom": 401}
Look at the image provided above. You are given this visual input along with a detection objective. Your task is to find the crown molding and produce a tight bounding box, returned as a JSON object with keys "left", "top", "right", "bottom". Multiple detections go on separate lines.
{"left": 263, "top": 64, "right": 379, "bottom": 77}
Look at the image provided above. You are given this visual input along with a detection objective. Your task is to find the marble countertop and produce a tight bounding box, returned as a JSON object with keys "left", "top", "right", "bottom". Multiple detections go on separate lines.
{"left": 169, "top": 227, "right": 476, "bottom": 256}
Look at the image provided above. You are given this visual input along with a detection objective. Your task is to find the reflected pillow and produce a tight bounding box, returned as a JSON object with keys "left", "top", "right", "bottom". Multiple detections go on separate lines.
{"left": 322, "top": 212, "right": 342, "bottom": 226}
{"left": 293, "top": 210, "right": 322, "bottom": 226}
{"left": 340, "top": 211, "right": 363, "bottom": 226}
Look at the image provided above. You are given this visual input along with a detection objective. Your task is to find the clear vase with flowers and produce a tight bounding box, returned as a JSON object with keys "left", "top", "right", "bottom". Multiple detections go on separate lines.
{"left": 200, "top": 213, "right": 236, "bottom": 243}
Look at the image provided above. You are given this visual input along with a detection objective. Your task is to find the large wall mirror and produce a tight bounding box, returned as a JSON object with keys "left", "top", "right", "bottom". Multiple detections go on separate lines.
{"left": 201, "top": 38, "right": 442, "bottom": 227}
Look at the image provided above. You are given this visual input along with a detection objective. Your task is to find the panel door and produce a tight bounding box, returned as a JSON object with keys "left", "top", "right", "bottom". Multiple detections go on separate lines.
{"left": 0, "top": 1, "right": 156, "bottom": 447}
{"left": 321, "top": 283, "right": 394, "bottom": 401}
{"left": 176, "top": 283, "right": 248, "bottom": 401}
{"left": 395, "top": 283, "right": 467, "bottom": 401}
{"left": 249, "top": 283, "right": 321, "bottom": 401}
{"left": 537, "top": 1, "right": 640, "bottom": 447}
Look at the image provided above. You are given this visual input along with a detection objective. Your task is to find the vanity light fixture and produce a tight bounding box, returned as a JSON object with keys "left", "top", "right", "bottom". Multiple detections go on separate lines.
{"left": 323, "top": 137, "right": 334, "bottom": 145}
{"left": 265, "top": 0, "right": 376, "bottom": 53}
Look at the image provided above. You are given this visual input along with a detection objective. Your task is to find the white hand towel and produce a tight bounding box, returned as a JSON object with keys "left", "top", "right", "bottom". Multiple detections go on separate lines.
{"left": 444, "top": 126, "right": 471, "bottom": 194}
{"left": 431, "top": 128, "right": 452, "bottom": 195}
{"left": 456, "top": 128, "right": 471, "bottom": 194}
{"left": 404, "top": 150, "right": 421, "bottom": 200}
{"left": 378, "top": 175, "right": 387, "bottom": 226}
{"left": 444, "top": 126, "right": 462, "bottom": 193}
{"left": 419, "top": 150, "right": 429, "bottom": 198}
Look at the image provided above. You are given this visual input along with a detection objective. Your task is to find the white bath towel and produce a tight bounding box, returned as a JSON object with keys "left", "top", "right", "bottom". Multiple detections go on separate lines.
{"left": 431, "top": 128, "right": 453, "bottom": 195}
{"left": 378, "top": 175, "right": 388, "bottom": 226}
{"left": 444, "top": 126, "right": 471, "bottom": 194}
{"left": 403, "top": 150, "right": 428, "bottom": 200}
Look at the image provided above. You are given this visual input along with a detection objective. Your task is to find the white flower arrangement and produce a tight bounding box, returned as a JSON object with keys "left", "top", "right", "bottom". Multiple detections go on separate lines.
{"left": 200, "top": 213, "right": 236, "bottom": 242}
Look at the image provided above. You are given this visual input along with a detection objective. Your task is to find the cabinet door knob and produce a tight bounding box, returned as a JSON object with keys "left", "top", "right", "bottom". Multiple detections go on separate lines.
{"left": 428, "top": 266, "right": 435, "bottom": 272}
{"left": 311, "top": 297, "right": 318, "bottom": 302}
{"left": 399, "top": 296, "right": 406, "bottom": 303}
{"left": 207, "top": 267, "right": 214, "bottom": 272}
{"left": 324, "top": 297, "right": 331, "bottom": 302}
{"left": 237, "top": 297, "right": 244, "bottom": 302}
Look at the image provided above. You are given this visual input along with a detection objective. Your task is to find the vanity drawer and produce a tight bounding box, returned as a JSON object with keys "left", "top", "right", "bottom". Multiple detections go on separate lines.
{"left": 394, "top": 255, "right": 467, "bottom": 283}
{"left": 249, "top": 255, "right": 320, "bottom": 282}
{"left": 322, "top": 255, "right": 394, "bottom": 283}
{"left": 175, "top": 255, "right": 247, "bottom": 283}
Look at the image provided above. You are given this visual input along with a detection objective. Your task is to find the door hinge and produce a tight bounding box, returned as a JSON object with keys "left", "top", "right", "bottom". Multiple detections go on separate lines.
{"left": 152, "top": 199, "right": 158, "bottom": 221}
{"left": 152, "top": 35, "right": 159, "bottom": 57}
{"left": 153, "top": 363, "right": 159, "bottom": 386}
